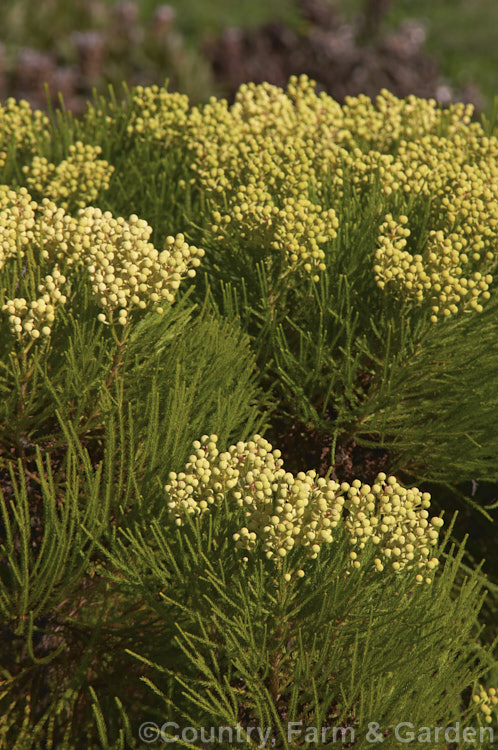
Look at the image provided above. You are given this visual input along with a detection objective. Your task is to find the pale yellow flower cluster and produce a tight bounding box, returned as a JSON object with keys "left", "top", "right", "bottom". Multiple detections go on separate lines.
{"left": 76, "top": 209, "right": 204, "bottom": 324}
{"left": 342, "top": 474, "right": 443, "bottom": 581}
{"left": 0, "top": 98, "right": 49, "bottom": 155}
{"left": 178, "top": 76, "right": 496, "bottom": 299}
{"left": 0, "top": 186, "right": 38, "bottom": 270}
{"left": 374, "top": 215, "right": 493, "bottom": 318}
{"left": 339, "top": 89, "right": 475, "bottom": 150}
{"left": 338, "top": 91, "right": 497, "bottom": 319}
{"left": 165, "top": 433, "right": 443, "bottom": 581}
{"left": 473, "top": 686, "right": 498, "bottom": 725}
{"left": 212, "top": 196, "right": 336, "bottom": 280}
{"left": 372, "top": 148, "right": 497, "bottom": 318}
{"left": 0, "top": 187, "right": 204, "bottom": 338}
{"left": 185, "top": 78, "right": 341, "bottom": 278}
{"left": 2, "top": 268, "right": 67, "bottom": 340}
{"left": 22, "top": 142, "right": 114, "bottom": 209}
{"left": 0, "top": 187, "right": 81, "bottom": 340}
{"left": 4, "top": 78, "right": 496, "bottom": 322}
{"left": 126, "top": 84, "right": 189, "bottom": 143}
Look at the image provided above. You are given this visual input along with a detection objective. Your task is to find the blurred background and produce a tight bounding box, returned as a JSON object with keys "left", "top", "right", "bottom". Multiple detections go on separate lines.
{"left": 0, "top": 0, "right": 496, "bottom": 114}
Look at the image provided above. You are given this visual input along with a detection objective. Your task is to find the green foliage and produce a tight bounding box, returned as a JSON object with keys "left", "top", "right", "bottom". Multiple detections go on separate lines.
{"left": 1, "top": 78, "right": 498, "bottom": 747}
{"left": 83, "top": 498, "right": 495, "bottom": 749}
{"left": 0, "top": 308, "right": 268, "bottom": 747}
{"left": 60, "top": 78, "right": 498, "bottom": 513}
{"left": 257, "top": 269, "right": 498, "bottom": 487}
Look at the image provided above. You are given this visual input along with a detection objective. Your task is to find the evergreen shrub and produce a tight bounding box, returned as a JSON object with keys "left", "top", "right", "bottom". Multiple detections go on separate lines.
{"left": 0, "top": 80, "right": 497, "bottom": 747}
{"left": 61, "top": 77, "right": 498, "bottom": 499}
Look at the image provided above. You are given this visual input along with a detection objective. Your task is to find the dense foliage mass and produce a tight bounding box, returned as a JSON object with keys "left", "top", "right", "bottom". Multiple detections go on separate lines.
{"left": 0, "top": 78, "right": 497, "bottom": 748}
{"left": 94, "top": 76, "right": 498, "bottom": 496}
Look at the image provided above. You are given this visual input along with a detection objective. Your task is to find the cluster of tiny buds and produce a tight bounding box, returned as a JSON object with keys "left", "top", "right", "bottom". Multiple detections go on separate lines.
{"left": 472, "top": 685, "right": 498, "bottom": 725}
{"left": 186, "top": 78, "right": 341, "bottom": 281}
{"left": 374, "top": 214, "right": 493, "bottom": 319}
{"left": 165, "top": 434, "right": 444, "bottom": 582}
{"left": 342, "top": 474, "right": 443, "bottom": 581}
{"left": 0, "top": 186, "right": 38, "bottom": 271}
{"left": 126, "top": 85, "right": 189, "bottom": 143}
{"left": 180, "top": 76, "right": 496, "bottom": 296}
{"left": 90, "top": 77, "right": 497, "bottom": 303}
{"left": 75, "top": 208, "right": 205, "bottom": 324}
{"left": 0, "top": 187, "right": 204, "bottom": 337}
{"left": 0, "top": 98, "right": 49, "bottom": 154}
{"left": 212, "top": 196, "right": 337, "bottom": 279}
{"left": 2, "top": 267, "right": 68, "bottom": 340}
{"left": 22, "top": 142, "right": 114, "bottom": 209}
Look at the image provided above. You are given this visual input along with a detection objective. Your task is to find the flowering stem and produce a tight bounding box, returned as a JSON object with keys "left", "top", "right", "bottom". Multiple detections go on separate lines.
{"left": 105, "top": 324, "right": 131, "bottom": 390}
{"left": 83, "top": 323, "right": 132, "bottom": 432}
{"left": 268, "top": 576, "right": 291, "bottom": 705}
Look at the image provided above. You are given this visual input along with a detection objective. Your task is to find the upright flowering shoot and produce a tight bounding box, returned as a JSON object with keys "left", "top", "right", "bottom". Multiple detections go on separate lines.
{"left": 342, "top": 474, "right": 443, "bottom": 583}
{"left": 186, "top": 78, "right": 340, "bottom": 281}
{"left": 0, "top": 97, "right": 49, "bottom": 156}
{"left": 3, "top": 268, "right": 68, "bottom": 341}
{"left": 125, "top": 84, "right": 189, "bottom": 144}
{"left": 369, "top": 102, "right": 498, "bottom": 319}
{"left": 0, "top": 186, "right": 204, "bottom": 339}
{"left": 75, "top": 209, "right": 205, "bottom": 325}
{"left": 165, "top": 434, "right": 444, "bottom": 582}
{"left": 22, "top": 142, "right": 114, "bottom": 210}
{"left": 0, "top": 186, "right": 38, "bottom": 271}
{"left": 0, "top": 186, "right": 76, "bottom": 341}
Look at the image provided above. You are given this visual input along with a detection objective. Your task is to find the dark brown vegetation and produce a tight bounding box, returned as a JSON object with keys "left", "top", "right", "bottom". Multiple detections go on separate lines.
{"left": 0, "top": 0, "right": 485, "bottom": 113}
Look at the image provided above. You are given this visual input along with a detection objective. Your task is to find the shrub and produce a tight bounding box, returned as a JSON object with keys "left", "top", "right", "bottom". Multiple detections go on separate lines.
{"left": 73, "top": 76, "right": 498, "bottom": 508}
{"left": 1, "top": 77, "right": 497, "bottom": 748}
{"left": 1, "top": 426, "right": 496, "bottom": 748}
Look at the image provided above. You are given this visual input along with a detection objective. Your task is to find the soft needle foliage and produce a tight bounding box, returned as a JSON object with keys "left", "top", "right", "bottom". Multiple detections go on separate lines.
{"left": 43, "top": 75, "right": 498, "bottom": 504}
{"left": 86, "top": 440, "right": 496, "bottom": 749}
{"left": 1, "top": 78, "right": 498, "bottom": 748}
